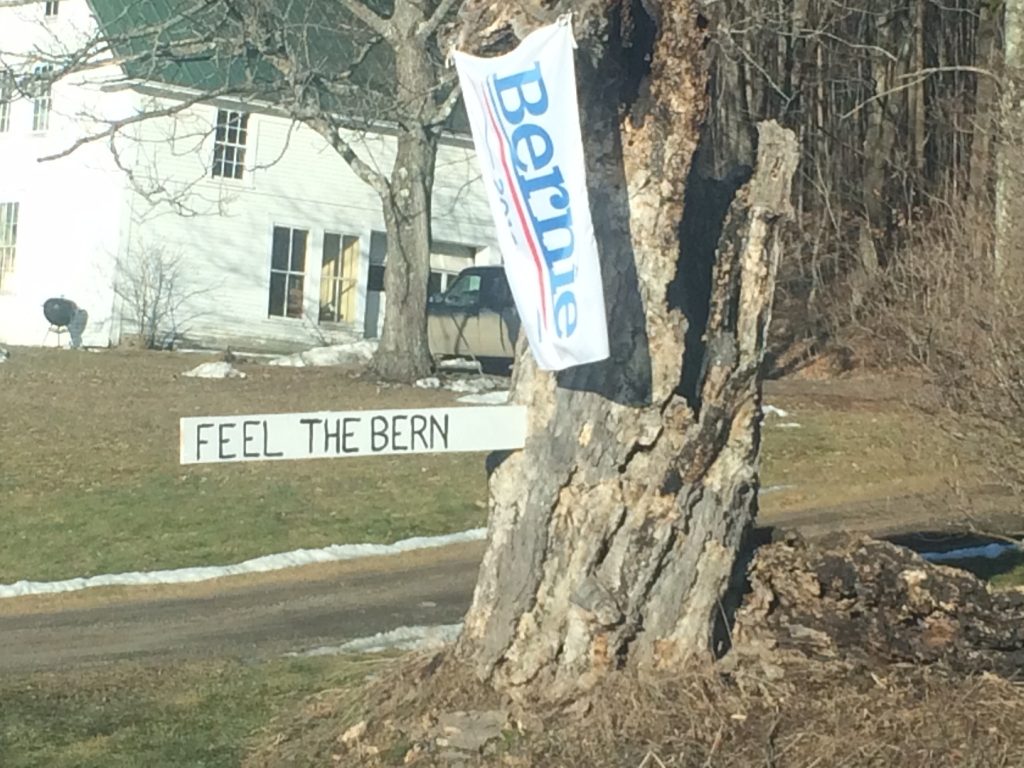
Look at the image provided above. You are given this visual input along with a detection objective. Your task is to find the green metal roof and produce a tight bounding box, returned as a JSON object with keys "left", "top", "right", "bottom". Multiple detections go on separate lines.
{"left": 87, "top": 0, "right": 397, "bottom": 110}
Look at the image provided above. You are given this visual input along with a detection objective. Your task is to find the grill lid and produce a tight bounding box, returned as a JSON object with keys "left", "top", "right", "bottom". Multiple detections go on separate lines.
{"left": 43, "top": 297, "right": 78, "bottom": 328}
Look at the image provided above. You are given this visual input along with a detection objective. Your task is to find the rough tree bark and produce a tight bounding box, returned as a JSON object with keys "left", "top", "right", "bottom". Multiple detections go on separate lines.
{"left": 370, "top": 126, "right": 438, "bottom": 382}
{"left": 366, "top": 1, "right": 448, "bottom": 382}
{"left": 453, "top": 0, "right": 799, "bottom": 701}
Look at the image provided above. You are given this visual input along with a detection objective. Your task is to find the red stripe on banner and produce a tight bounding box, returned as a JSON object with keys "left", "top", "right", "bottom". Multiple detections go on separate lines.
{"left": 480, "top": 83, "right": 549, "bottom": 330}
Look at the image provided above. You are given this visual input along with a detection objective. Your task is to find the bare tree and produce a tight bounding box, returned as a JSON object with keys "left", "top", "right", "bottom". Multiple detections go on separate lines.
{"left": 451, "top": 0, "right": 798, "bottom": 700}
{"left": 113, "top": 240, "right": 211, "bottom": 349}
{"left": 0, "top": 0, "right": 465, "bottom": 380}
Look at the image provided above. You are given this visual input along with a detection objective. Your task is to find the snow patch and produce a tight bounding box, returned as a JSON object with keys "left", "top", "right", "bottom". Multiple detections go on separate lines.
{"left": 438, "top": 358, "right": 483, "bottom": 373}
{"left": 267, "top": 340, "right": 377, "bottom": 368}
{"left": 922, "top": 542, "right": 1021, "bottom": 563}
{"left": 776, "top": 422, "right": 803, "bottom": 429}
{"left": 290, "top": 624, "right": 463, "bottom": 657}
{"left": 763, "top": 405, "right": 790, "bottom": 418}
{"left": 761, "top": 484, "right": 796, "bottom": 495}
{"left": 416, "top": 375, "right": 505, "bottom": 395}
{"left": 415, "top": 376, "right": 442, "bottom": 389}
{"left": 182, "top": 361, "right": 246, "bottom": 379}
{"left": 448, "top": 377, "right": 498, "bottom": 394}
{"left": 457, "top": 391, "right": 511, "bottom": 405}
{"left": 0, "top": 347, "right": 8, "bottom": 363}
{"left": 0, "top": 529, "right": 487, "bottom": 600}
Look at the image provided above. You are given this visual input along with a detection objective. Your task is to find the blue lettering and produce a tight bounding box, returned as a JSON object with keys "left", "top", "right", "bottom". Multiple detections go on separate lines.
{"left": 555, "top": 291, "right": 577, "bottom": 337}
{"left": 493, "top": 64, "right": 549, "bottom": 125}
{"left": 491, "top": 65, "right": 585, "bottom": 337}
{"left": 511, "top": 123, "right": 553, "bottom": 173}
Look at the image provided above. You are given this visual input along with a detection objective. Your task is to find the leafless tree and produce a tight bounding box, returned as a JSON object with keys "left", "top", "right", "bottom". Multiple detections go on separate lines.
{"left": 114, "top": 240, "right": 212, "bottom": 349}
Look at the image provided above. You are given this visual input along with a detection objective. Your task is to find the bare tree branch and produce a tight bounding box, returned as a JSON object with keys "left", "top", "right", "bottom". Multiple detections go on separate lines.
{"left": 335, "top": 0, "right": 390, "bottom": 38}
{"left": 419, "top": 0, "right": 462, "bottom": 39}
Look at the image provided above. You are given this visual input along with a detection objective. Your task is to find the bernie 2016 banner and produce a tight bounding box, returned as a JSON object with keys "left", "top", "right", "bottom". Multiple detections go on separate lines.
{"left": 453, "top": 18, "right": 609, "bottom": 371}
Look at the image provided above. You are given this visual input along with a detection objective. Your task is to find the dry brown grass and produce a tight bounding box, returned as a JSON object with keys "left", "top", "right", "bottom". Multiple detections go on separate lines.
{"left": 244, "top": 651, "right": 1024, "bottom": 768}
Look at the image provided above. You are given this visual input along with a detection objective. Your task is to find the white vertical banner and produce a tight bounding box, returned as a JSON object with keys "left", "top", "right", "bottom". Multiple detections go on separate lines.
{"left": 453, "top": 18, "right": 610, "bottom": 371}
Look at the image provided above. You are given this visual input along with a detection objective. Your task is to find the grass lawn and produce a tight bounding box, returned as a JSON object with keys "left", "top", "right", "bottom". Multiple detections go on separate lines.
{"left": 757, "top": 398, "right": 959, "bottom": 513}
{"left": 0, "top": 348, "right": 489, "bottom": 583}
{"left": 0, "top": 348, "right": 973, "bottom": 584}
{"left": 0, "top": 654, "right": 384, "bottom": 768}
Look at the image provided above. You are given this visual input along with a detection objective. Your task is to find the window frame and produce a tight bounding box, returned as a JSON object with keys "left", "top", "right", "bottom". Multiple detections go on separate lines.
{"left": 318, "top": 232, "right": 359, "bottom": 324}
{"left": 267, "top": 225, "right": 308, "bottom": 320}
{"left": 0, "top": 202, "right": 20, "bottom": 293}
{"left": 31, "top": 64, "right": 53, "bottom": 132}
{"left": 0, "top": 72, "right": 13, "bottom": 133}
{"left": 43, "top": 1, "right": 59, "bottom": 17}
{"left": 211, "top": 109, "right": 249, "bottom": 180}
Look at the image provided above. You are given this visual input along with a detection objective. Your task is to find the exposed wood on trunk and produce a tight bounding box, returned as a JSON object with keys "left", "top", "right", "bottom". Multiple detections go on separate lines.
{"left": 454, "top": 0, "right": 798, "bottom": 701}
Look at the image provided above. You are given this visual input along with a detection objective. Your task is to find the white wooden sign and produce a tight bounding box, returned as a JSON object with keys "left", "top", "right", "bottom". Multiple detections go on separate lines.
{"left": 180, "top": 405, "right": 527, "bottom": 465}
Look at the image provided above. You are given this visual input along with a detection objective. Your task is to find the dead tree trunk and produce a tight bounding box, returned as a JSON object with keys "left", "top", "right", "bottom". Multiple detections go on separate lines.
{"left": 454, "top": 0, "right": 799, "bottom": 701}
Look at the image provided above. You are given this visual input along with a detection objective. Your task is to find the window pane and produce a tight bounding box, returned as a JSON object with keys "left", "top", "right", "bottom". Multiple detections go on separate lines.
{"left": 271, "top": 226, "right": 290, "bottom": 270}
{"left": 268, "top": 272, "right": 286, "bottom": 317}
{"left": 232, "top": 148, "right": 246, "bottom": 178}
{"left": 368, "top": 265, "right": 385, "bottom": 292}
{"left": 0, "top": 74, "right": 11, "bottom": 133}
{"left": 290, "top": 229, "right": 307, "bottom": 271}
{"left": 211, "top": 109, "right": 249, "bottom": 179}
{"left": 322, "top": 233, "right": 341, "bottom": 273}
{"left": 286, "top": 274, "right": 304, "bottom": 318}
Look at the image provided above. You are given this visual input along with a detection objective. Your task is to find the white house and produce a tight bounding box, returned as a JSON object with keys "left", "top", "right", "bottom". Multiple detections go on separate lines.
{"left": 0, "top": 0, "right": 497, "bottom": 351}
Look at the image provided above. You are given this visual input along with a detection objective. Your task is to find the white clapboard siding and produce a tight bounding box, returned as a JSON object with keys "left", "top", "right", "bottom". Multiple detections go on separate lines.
{"left": 0, "top": 0, "right": 497, "bottom": 351}
{"left": 117, "top": 103, "right": 496, "bottom": 350}
{"left": 0, "top": 1, "right": 139, "bottom": 348}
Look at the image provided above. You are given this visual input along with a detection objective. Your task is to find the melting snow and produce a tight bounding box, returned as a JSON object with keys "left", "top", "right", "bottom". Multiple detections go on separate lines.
{"left": 761, "top": 484, "right": 796, "bottom": 494}
{"left": 416, "top": 375, "right": 505, "bottom": 395}
{"left": 763, "top": 405, "right": 790, "bottom": 418}
{"left": 922, "top": 542, "right": 1021, "bottom": 563}
{"left": 267, "top": 340, "right": 377, "bottom": 367}
{"left": 182, "top": 361, "right": 246, "bottom": 379}
{"left": 290, "top": 624, "right": 463, "bottom": 657}
{"left": 438, "top": 358, "right": 483, "bottom": 373}
{"left": 0, "top": 529, "right": 487, "bottom": 599}
{"left": 448, "top": 377, "right": 499, "bottom": 394}
{"left": 457, "top": 391, "right": 511, "bottom": 405}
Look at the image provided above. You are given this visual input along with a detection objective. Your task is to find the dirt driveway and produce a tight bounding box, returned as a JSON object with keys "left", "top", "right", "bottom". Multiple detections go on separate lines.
{"left": 2, "top": 485, "right": 1017, "bottom": 674}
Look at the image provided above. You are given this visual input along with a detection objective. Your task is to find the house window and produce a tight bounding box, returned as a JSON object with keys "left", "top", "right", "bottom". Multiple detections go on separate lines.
{"left": 0, "top": 203, "right": 19, "bottom": 292}
{"left": 31, "top": 64, "right": 53, "bottom": 132}
{"left": 211, "top": 109, "right": 248, "bottom": 179}
{"left": 0, "top": 72, "right": 12, "bottom": 133}
{"left": 44, "top": 1, "right": 59, "bottom": 16}
{"left": 319, "top": 233, "right": 359, "bottom": 323}
{"left": 268, "top": 226, "right": 306, "bottom": 318}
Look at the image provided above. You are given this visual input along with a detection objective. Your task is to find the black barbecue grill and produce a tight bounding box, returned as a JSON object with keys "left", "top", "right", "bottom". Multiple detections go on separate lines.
{"left": 43, "top": 297, "right": 78, "bottom": 347}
